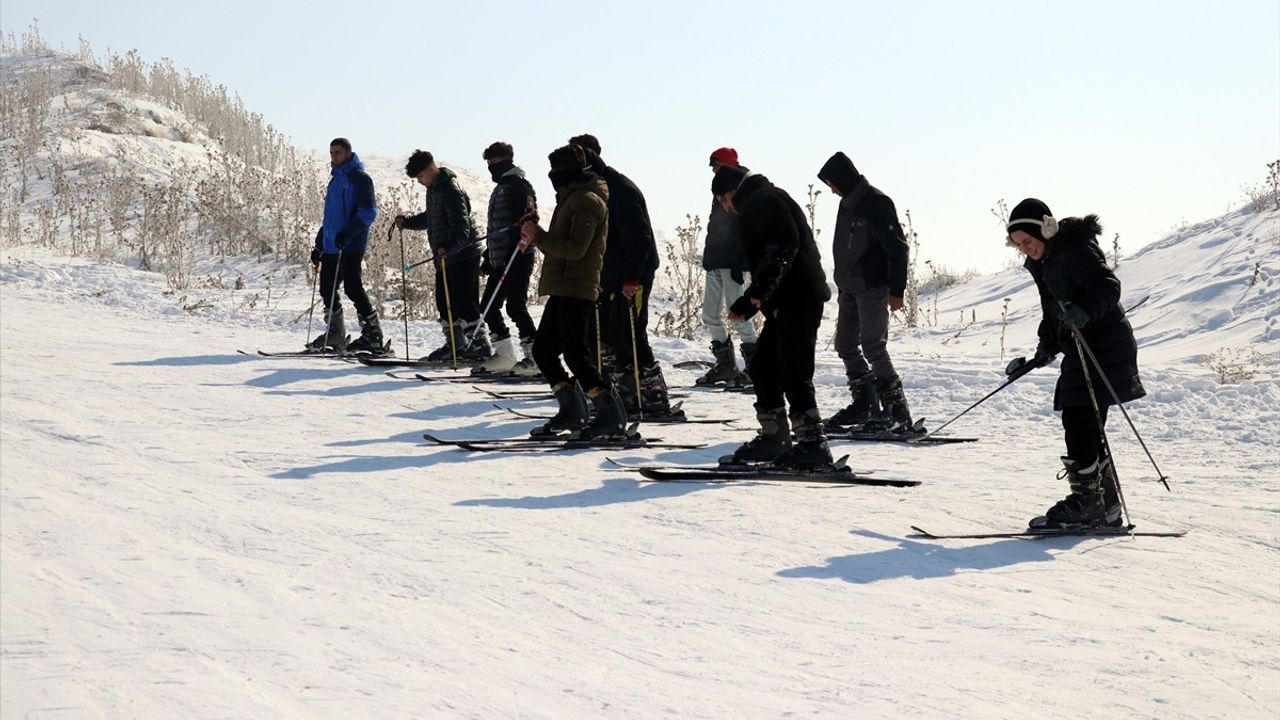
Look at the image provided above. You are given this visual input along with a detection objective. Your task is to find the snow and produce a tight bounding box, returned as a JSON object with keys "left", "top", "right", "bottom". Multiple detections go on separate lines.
{"left": 2, "top": 209, "right": 1279, "bottom": 718}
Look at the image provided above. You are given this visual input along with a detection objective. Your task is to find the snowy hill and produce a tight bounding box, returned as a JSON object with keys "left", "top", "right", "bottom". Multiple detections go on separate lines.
{"left": 3, "top": 44, "right": 1279, "bottom": 720}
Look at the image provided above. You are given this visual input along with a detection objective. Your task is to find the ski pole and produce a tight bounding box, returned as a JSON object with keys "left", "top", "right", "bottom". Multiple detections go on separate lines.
{"left": 1067, "top": 327, "right": 1133, "bottom": 529}
{"left": 595, "top": 300, "right": 603, "bottom": 375}
{"left": 304, "top": 249, "right": 320, "bottom": 348}
{"left": 440, "top": 252, "right": 458, "bottom": 370}
{"left": 396, "top": 226, "right": 411, "bottom": 360}
{"left": 628, "top": 287, "right": 644, "bottom": 418}
{"left": 467, "top": 245, "right": 526, "bottom": 349}
{"left": 1058, "top": 300, "right": 1170, "bottom": 491}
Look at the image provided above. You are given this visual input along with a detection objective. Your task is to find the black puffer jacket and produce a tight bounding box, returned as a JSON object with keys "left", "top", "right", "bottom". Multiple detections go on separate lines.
{"left": 590, "top": 159, "right": 659, "bottom": 291}
{"left": 1025, "top": 215, "right": 1145, "bottom": 410}
{"left": 402, "top": 167, "right": 482, "bottom": 260}
{"left": 734, "top": 173, "right": 831, "bottom": 311}
{"left": 817, "top": 153, "right": 909, "bottom": 296}
{"left": 702, "top": 200, "right": 748, "bottom": 271}
{"left": 486, "top": 165, "right": 536, "bottom": 265}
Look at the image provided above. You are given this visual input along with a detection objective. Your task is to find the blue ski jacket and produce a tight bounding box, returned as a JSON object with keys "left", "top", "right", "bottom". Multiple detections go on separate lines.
{"left": 315, "top": 153, "right": 377, "bottom": 255}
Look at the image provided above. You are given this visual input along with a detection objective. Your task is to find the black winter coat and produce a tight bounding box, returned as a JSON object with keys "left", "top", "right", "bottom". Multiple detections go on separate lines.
{"left": 734, "top": 173, "right": 832, "bottom": 312}
{"left": 702, "top": 200, "right": 748, "bottom": 271}
{"left": 831, "top": 181, "right": 909, "bottom": 296}
{"left": 592, "top": 161, "right": 659, "bottom": 290}
{"left": 402, "top": 167, "right": 482, "bottom": 260}
{"left": 1026, "top": 215, "right": 1145, "bottom": 410}
{"left": 486, "top": 166, "right": 536, "bottom": 264}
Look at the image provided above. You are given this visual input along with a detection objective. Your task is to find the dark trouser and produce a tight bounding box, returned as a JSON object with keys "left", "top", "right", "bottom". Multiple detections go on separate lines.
{"left": 600, "top": 275, "right": 656, "bottom": 370}
{"left": 434, "top": 253, "right": 482, "bottom": 323}
{"left": 481, "top": 251, "right": 537, "bottom": 341}
{"left": 1062, "top": 405, "right": 1109, "bottom": 467}
{"left": 833, "top": 287, "right": 895, "bottom": 381}
{"left": 533, "top": 296, "right": 609, "bottom": 393}
{"left": 319, "top": 251, "right": 374, "bottom": 317}
{"left": 751, "top": 299, "right": 825, "bottom": 414}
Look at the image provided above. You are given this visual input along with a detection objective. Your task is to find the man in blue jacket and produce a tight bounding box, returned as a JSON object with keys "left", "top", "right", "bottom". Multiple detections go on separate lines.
{"left": 308, "top": 137, "right": 381, "bottom": 352}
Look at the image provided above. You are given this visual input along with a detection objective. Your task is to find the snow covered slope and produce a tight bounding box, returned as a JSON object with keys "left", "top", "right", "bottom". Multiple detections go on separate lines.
{"left": 2, "top": 221, "right": 1278, "bottom": 719}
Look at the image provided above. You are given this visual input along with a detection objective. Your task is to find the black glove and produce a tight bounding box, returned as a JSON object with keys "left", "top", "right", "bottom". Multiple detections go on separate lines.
{"left": 310, "top": 247, "right": 323, "bottom": 266}
{"left": 730, "top": 269, "right": 745, "bottom": 285}
{"left": 1005, "top": 345, "right": 1056, "bottom": 378}
{"left": 1060, "top": 303, "right": 1090, "bottom": 330}
{"left": 334, "top": 232, "right": 349, "bottom": 251}
{"left": 479, "top": 251, "right": 492, "bottom": 276}
{"left": 728, "top": 295, "right": 760, "bottom": 320}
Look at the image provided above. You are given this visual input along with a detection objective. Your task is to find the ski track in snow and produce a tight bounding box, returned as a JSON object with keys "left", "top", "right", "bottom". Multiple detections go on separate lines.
{"left": 2, "top": 241, "right": 1278, "bottom": 719}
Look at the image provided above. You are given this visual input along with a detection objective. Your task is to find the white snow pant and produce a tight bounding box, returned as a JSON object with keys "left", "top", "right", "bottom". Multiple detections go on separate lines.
{"left": 702, "top": 268, "right": 758, "bottom": 344}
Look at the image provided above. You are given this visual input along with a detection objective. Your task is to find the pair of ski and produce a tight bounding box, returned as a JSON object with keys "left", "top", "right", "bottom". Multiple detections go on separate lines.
{"left": 907, "top": 525, "right": 1186, "bottom": 539}
{"left": 823, "top": 418, "right": 977, "bottom": 445}
{"left": 238, "top": 340, "right": 392, "bottom": 359}
{"left": 493, "top": 401, "right": 735, "bottom": 425}
{"left": 603, "top": 456, "right": 919, "bottom": 487}
{"left": 423, "top": 423, "right": 702, "bottom": 453}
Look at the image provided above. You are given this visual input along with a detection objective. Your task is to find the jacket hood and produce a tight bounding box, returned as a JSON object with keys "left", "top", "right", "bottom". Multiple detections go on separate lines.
{"left": 332, "top": 153, "right": 366, "bottom": 176}
{"left": 1029, "top": 214, "right": 1103, "bottom": 268}
{"left": 558, "top": 172, "right": 609, "bottom": 204}
{"left": 817, "top": 151, "right": 861, "bottom": 195}
{"left": 431, "top": 166, "right": 458, "bottom": 187}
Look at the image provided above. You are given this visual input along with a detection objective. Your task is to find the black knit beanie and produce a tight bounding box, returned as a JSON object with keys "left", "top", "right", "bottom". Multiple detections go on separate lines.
{"left": 1007, "top": 198, "right": 1054, "bottom": 240}
{"left": 405, "top": 150, "right": 434, "bottom": 178}
{"left": 711, "top": 164, "right": 749, "bottom": 195}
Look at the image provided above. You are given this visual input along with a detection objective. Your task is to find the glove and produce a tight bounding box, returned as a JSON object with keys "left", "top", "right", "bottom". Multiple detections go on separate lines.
{"left": 1060, "top": 303, "right": 1090, "bottom": 330}
{"left": 393, "top": 214, "right": 407, "bottom": 229}
{"left": 1005, "top": 345, "right": 1056, "bottom": 378}
{"left": 310, "top": 247, "right": 322, "bottom": 267}
{"left": 480, "top": 251, "right": 492, "bottom": 276}
{"left": 728, "top": 295, "right": 760, "bottom": 321}
{"left": 730, "top": 269, "right": 744, "bottom": 285}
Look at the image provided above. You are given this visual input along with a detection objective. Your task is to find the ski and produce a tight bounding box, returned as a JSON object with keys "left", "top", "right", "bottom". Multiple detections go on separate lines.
{"left": 240, "top": 348, "right": 351, "bottom": 359}
{"left": 674, "top": 359, "right": 716, "bottom": 370}
{"left": 492, "top": 403, "right": 735, "bottom": 425}
{"left": 423, "top": 431, "right": 705, "bottom": 453}
{"left": 354, "top": 356, "right": 479, "bottom": 368}
{"left": 603, "top": 456, "right": 879, "bottom": 475}
{"left": 907, "top": 524, "right": 1186, "bottom": 540}
{"left": 414, "top": 373, "right": 543, "bottom": 385}
{"left": 822, "top": 418, "right": 977, "bottom": 444}
{"left": 474, "top": 386, "right": 690, "bottom": 401}
{"left": 635, "top": 457, "right": 919, "bottom": 487}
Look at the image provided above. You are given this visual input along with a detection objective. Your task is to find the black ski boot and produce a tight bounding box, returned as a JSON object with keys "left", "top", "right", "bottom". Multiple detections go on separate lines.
{"left": 530, "top": 381, "right": 589, "bottom": 437}
{"left": 457, "top": 319, "right": 493, "bottom": 363}
{"left": 826, "top": 372, "right": 880, "bottom": 429}
{"left": 347, "top": 312, "right": 387, "bottom": 354}
{"left": 580, "top": 385, "right": 629, "bottom": 440}
{"left": 1097, "top": 453, "right": 1124, "bottom": 527}
{"left": 735, "top": 341, "right": 757, "bottom": 387}
{"left": 617, "top": 364, "right": 640, "bottom": 416}
{"left": 307, "top": 305, "right": 347, "bottom": 351}
{"left": 863, "top": 375, "right": 912, "bottom": 432}
{"left": 719, "top": 405, "right": 791, "bottom": 465}
{"left": 695, "top": 340, "right": 739, "bottom": 386}
{"left": 773, "top": 408, "right": 835, "bottom": 468}
{"left": 419, "top": 321, "right": 456, "bottom": 362}
{"left": 635, "top": 362, "right": 684, "bottom": 420}
{"left": 1028, "top": 456, "right": 1115, "bottom": 529}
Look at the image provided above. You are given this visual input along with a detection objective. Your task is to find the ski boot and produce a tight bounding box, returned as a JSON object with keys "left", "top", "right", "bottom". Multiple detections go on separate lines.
{"left": 347, "top": 312, "right": 388, "bottom": 354}
{"left": 719, "top": 405, "right": 791, "bottom": 465}
{"left": 773, "top": 407, "right": 835, "bottom": 468}
{"left": 511, "top": 336, "right": 542, "bottom": 378}
{"left": 733, "top": 341, "right": 757, "bottom": 388}
{"left": 695, "top": 340, "right": 739, "bottom": 386}
{"left": 1028, "top": 456, "right": 1120, "bottom": 530}
{"left": 457, "top": 320, "right": 493, "bottom": 363}
{"left": 307, "top": 305, "right": 347, "bottom": 351}
{"left": 579, "top": 385, "right": 630, "bottom": 440}
{"left": 634, "top": 362, "right": 684, "bottom": 421}
{"left": 825, "top": 372, "right": 880, "bottom": 429}
{"left": 472, "top": 335, "right": 517, "bottom": 375}
{"left": 419, "top": 321, "right": 456, "bottom": 362}
{"left": 862, "top": 375, "right": 912, "bottom": 432}
{"left": 530, "top": 381, "right": 589, "bottom": 437}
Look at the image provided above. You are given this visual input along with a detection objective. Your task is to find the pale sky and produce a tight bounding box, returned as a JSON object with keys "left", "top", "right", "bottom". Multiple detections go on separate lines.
{"left": 6, "top": 0, "right": 1278, "bottom": 271}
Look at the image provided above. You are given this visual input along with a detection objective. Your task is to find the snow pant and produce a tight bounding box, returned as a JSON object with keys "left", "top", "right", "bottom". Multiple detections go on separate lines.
{"left": 702, "top": 268, "right": 758, "bottom": 344}
{"left": 599, "top": 273, "right": 656, "bottom": 370}
{"left": 434, "top": 253, "right": 482, "bottom": 324}
{"left": 533, "top": 295, "right": 609, "bottom": 394}
{"left": 833, "top": 287, "right": 895, "bottom": 381}
{"left": 1062, "top": 405, "right": 1109, "bottom": 467}
{"left": 319, "top": 251, "right": 374, "bottom": 318}
{"left": 480, "top": 250, "right": 537, "bottom": 341}
{"left": 751, "top": 299, "right": 824, "bottom": 415}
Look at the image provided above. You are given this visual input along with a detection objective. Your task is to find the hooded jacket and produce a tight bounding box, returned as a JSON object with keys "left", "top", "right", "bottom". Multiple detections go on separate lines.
{"left": 733, "top": 173, "right": 831, "bottom": 311}
{"left": 534, "top": 173, "right": 610, "bottom": 301}
{"left": 817, "top": 152, "right": 908, "bottom": 296}
{"left": 486, "top": 164, "right": 536, "bottom": 264}
{"left": 1025, "top": 214, "right": 1145, "bottom": 409}
{"left": 402, "top": 167, "right": 482, "bottom": 260}
{"left": 315, "top": 153, "right": 377, "bottom": 255}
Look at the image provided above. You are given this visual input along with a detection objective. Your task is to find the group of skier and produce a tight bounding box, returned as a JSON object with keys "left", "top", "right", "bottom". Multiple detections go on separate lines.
{"left": 305, "top": 136, "right": 1146, "bottom": 530}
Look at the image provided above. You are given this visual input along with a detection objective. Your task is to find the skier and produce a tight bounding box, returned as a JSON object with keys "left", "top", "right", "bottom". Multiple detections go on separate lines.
{"left": 698, "top": 147, "right": 757, "bottom": 387}
{"left": 474, "top": 141, "right": 538, "bottom": 375}
{"left": 712, "top": 163, "right": 834, "bottom": 467}
{"left": 1004, "top": 198, "right": 1145, "bottom": 529}
{"left": 308, "top": 137, "right": 381, "bottom": 353}
{"left": 394, "top": 150, "right": 491, "bottom": 363}
{"left": 568, "top": 134, "right": 681, "bottom": 420}
{"left": 815, "top": 151, "right": 912, "bottom": 431}
{"left": 518, "top": 144, "right": 628, "bottom": 439}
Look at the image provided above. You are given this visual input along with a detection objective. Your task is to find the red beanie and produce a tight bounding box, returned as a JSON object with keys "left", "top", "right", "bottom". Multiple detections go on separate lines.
{"left": 709, "top": 147, "right": 739, "bottom": 167}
